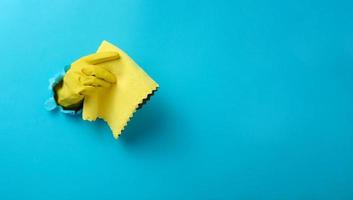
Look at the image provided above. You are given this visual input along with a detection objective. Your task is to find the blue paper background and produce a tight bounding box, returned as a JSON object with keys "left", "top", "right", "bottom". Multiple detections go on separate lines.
{"left": 1, "top": 0, "right": 353, "bottom": 199}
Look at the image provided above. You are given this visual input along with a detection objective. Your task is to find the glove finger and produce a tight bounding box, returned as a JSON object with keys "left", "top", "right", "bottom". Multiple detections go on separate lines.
{"left": 82, "top": 65, "right": 116, "bottom": 83}
{"left": 79, "top": 86, "right": 95, "bottom": 95}
{"left": 82, "top": 52, "right": 120, "bottom": 65}
{"left": 81, "top": 76, "right": 112, "bottom": 88}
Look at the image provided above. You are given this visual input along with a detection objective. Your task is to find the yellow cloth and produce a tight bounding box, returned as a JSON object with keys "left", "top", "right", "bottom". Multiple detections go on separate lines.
{"left": 82, "top": 40, "right": 159, "bottom": 139}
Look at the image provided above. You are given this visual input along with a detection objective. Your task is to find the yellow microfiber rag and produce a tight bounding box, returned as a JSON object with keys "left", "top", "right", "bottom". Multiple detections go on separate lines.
{"left": 82, "top": 40, "right": 159, "bottom": 139}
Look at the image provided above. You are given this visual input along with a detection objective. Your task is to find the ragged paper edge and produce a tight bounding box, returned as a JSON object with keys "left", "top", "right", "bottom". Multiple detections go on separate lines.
{"left": 112, "top": 85, "right": 159, "bottom": 139}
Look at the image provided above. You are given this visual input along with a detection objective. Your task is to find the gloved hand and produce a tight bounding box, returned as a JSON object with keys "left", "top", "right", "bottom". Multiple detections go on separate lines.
{"left": 55, "top": 52, "right": 120, "bottom": 109}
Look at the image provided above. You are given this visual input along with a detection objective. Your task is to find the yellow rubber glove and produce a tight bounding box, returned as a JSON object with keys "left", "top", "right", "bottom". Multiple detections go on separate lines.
{"left": 55, "top": 52, "right": 120, "bottom": 109}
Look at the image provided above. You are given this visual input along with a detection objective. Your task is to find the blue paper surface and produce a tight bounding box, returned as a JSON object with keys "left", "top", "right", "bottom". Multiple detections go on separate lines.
{"left": 1, "top": 0, "right": 353, "bottom": 199}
